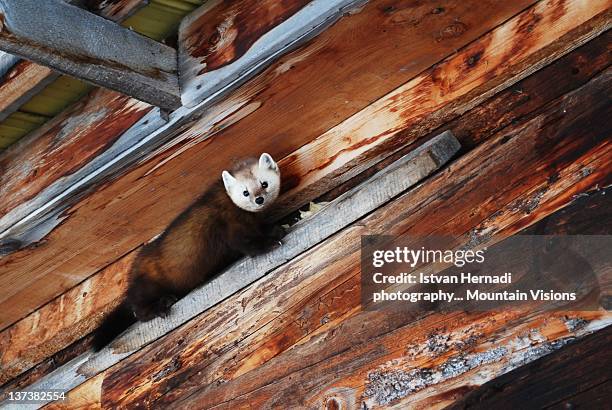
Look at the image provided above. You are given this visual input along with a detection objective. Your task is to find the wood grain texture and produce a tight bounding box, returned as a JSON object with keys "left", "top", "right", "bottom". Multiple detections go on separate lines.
{"left": 0, "top": 89, "right": 153, "bottom": 233}
{"left": 45, "top": 67, "right": 611, "bottom": 409}
{"left": 0, "top": 62, "right": 55, "bottom": 123}
{"left": 0, "top": 0, "right": 149, "bottom": 123}
{"left": 0, "top": 0, "right": 180, "bottom": 110}
{"left": 168, "top": 70, "right": 612, "bottom": 410}
{"left": 6, "top": 28, "right": 610, "bottom": 390}
{"left": 270, "top": 0, "right": 612, "bottom": 218}
{"left": 0, "top": 0, "right": 546, "bottom": 329}
{"left": 0, "top": 132, "right": 459, "bottom": 409}
{"left": 446, "top": 325, "right": 612, "bottom": 410}
{"left": 179, "top": 0, "right": 362, "bottom": 107}
{"left": 0, "top": 253, "right": 135, "bottom": 384}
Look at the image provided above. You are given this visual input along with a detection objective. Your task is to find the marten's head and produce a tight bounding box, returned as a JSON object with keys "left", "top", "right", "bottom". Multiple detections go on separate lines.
{"left": 222, "top": 153, "right": 281, "bottom": 212}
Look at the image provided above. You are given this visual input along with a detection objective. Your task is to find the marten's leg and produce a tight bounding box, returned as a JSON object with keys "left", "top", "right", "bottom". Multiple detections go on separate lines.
{"left": 228, "top": 225, "right": 284, "bottom": 257}
{"left": 127, "top": 275, "right": 177, "bottom": 321}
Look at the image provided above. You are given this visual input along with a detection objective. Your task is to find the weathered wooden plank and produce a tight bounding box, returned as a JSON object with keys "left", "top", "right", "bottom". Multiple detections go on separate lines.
{"left": 0, "top": 50, "right": 17, "bottom": 77}
{"left": 0, "top": 0, "right": 180, "bottom": 110}
{"left": 0, "top": 89, "right": 155, "bottom": 242}
{"left": 0, "top": 62, "right": 56, "bottom": 123}
{"left": 0, "top": 131, "right": 460, "bottom": 409}
{"left": 179, "top": 0, "right": 366, "bottom": 107}
{"left": 269, "top": 0, "right": 612, "bottom": 218}
{"left": 164, "top": 71, "right": 611, "bottom": 409}
{"left": 40, "top": 66, "right": 612, "bottom": 408}
{"left": 6, "top": 30, "right": 609, "bottom": 390}
{"left": 446, "top": 325, "right": 612, "bottom": 410}
{"left": 0, "top": 253, "right": 135, "bottom": 384}
{"left": 0, "top": 0, "right": 150, "bottom": 123}
{"left": 0, "top": 0, "right": 546, "bottom": 329}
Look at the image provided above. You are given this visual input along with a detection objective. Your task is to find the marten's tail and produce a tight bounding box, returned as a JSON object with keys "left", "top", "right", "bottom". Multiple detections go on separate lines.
{"left": 92, "top": 301, "right": 135, "bottom": 351}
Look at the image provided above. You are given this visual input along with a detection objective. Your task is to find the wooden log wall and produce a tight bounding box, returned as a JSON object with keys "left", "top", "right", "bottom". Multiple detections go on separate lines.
{"left": 178, "top": 0, "right": 366, "bottom": 107}
{"left": 2, "top": 0, "right": 608, "bottom": 332}
{"left": 447, "top": 325, "right": 612, "bottom": 409}
{"left": 41, "top": 65, "right": 612, "bottom": 408}
{"left": 3, "top": 30, "right": 609, "bottom": 397}
{"left": 0, "top": 0, "right": 610, "bottom": 407}
{"left": 0, "top": 3, "right": 608, "bottom": 387}
{"left": 1, "top": 0, "right": 555, "bottom": 327}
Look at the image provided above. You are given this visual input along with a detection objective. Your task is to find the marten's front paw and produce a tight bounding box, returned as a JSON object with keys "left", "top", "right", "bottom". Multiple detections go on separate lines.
{"left": 154, "top": 295, "right": 177, "bottom": 318}
{"left": 268, "top": 225, "right": 286, "bottom": 242}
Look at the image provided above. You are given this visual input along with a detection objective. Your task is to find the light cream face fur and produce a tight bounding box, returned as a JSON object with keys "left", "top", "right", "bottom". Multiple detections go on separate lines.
{"left": 222, "top": 153, "right": 281, "bottom": 212}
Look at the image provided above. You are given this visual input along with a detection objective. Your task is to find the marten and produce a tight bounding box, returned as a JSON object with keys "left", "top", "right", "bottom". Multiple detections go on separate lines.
{"left": 92, "top": 153, "right": 284, "bottom": 351}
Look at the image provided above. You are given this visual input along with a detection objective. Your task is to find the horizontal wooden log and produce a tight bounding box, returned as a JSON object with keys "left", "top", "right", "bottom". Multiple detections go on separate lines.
{"left": 0, "top": 0, "right": 150, "bottom": 123}
{"left": 0, "top": 131, "right": 460, "bottom": 409}
{"left": 179, "top": 0, "right": 366, "bottom": 107}
{"left": 446, "top": 325, "right": 612, "bottom": 409}
{"left": 0, "top": 0, "right": 180, "bottom": 110}
{"left": 0, "top": 0, "right": 547, "bottom": 329}
{"left": 45, "top": 68, "right": 612, "bottom": 408}
{"left": 269, "top": 0, "right": 612, "bottom": 218}
{"left": 5, "top": 29, "right": 609, "bottom": 390}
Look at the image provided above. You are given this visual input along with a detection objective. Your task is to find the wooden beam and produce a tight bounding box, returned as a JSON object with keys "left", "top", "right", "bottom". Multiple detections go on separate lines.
{"left": 0, "top": 132, "right": 460, "bottom": 407}
{"left": 0, "top": 50, "right": 17, "bottom": 77}
{"left": 446, "top": 325, "right": 612, "bottom": 409}
{"left": 0, "top": 0, "right": 180, "bottom": 110}
{"left": 3, "top": 30, "right": 608, "bottom": 389}
{"left": 0, "top": 0, "right": 547, "bottom": 327}
{"left": 179, "top": 0, "right": 367, "bottom": 107}
{"left": 0, "top": 0, "right": 149, "bottom": 123}
{"left": 45, "top": 69, "right": 612, "bottom": 408}
{"left": 0, "top": 88, "right": 159, "bottom": 247}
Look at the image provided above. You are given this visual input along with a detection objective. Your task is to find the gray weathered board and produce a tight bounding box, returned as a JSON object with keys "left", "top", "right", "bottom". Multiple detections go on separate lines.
{"left": 0, "top": 0, "right": 180, "bottom": 110}
{"left": 179, "top": 0, "right": 369, "bottom": 107}
{"left": 0, "top": 51, "right": 18, "bottom": 79}
{"left": 0, "top": 131, "right": 460, "bottom": 409}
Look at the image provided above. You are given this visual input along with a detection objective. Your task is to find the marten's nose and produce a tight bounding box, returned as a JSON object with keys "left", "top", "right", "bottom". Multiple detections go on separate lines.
{"left": 255, "top": 196, "right": 264, "bottom": 205}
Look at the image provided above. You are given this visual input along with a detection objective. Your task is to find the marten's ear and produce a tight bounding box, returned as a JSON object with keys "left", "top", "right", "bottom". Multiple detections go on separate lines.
{"left": 259, "top": 153, "right": 278, "bottom": 171}
{"left": 222, "top": 170, "right": 237, "bottom": 191}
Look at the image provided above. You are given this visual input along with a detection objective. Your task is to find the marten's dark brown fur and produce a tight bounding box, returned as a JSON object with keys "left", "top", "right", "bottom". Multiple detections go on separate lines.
{"left": 93, "top": 154, "right": 283, "bottom": 350}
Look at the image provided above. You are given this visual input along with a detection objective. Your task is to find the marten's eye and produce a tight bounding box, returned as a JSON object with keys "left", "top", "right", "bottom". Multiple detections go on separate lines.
{"left": 243, "top": 190, "right": 249, "bottom": 197}
{"left": 261, "top": 181, "right": 268, "bottom": 188}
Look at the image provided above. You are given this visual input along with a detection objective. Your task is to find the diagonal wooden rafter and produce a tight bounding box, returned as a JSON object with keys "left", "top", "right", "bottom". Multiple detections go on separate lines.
{"left": 0, "top": 0, "right": 181, "bottom": 110}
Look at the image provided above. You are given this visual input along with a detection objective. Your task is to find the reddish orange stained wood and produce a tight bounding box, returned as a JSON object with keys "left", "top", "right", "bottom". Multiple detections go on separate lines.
{"left": 5, "top": 26, "right": 609, "bottom": 391}
{"left": 167, "top": 71, "right": 611, "bottom": 409}
{"left": 65, "top": 68, "right": 610, "bottom": 408}
{"left": 0, "top": 89, "right": 152, "bottom": 219}
{"left": 0, "top": 252, "right": 134, "bottom": 384}
{"left": 0, "top": 0, "right": 539, "bottom": 329}
{"left": 0, "top": 61, "right": 55, "bottom": 121}
{"left": 181, "top": 0, "right": 312, "bottom": 73}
